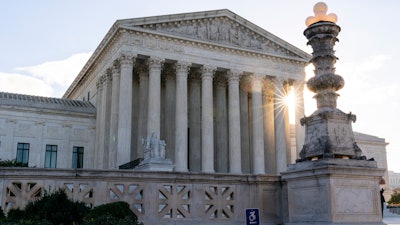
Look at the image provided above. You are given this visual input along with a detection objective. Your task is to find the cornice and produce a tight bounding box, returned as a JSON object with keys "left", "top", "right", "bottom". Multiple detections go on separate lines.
{"left": 0, "top": 105, "right": 96, "bottom": 118}
{"left": 63, "top": 24, "right": 123, "bottom": 99}
{"left": 122, "top": 26, "right": 310, "bottom": 64}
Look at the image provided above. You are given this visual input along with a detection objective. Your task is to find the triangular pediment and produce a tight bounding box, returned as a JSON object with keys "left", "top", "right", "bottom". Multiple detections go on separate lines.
{"left": 116, "top": 9, "right": 310, "bottom": 60}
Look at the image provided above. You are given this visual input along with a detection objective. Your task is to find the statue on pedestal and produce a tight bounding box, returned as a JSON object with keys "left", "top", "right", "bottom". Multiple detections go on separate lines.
{"left": 142, "top": 132, "right": 166, "bottom": 160}
{"left": 137, "top": 132, "right": 173, "bottom": 171}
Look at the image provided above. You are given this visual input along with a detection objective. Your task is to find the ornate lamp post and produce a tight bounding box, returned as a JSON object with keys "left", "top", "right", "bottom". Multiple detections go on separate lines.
{"left": 298, "top": 2, "right": 364, "bottom": 161}
{"left": 283, "top": 4, "right": 384, "bottom": 224}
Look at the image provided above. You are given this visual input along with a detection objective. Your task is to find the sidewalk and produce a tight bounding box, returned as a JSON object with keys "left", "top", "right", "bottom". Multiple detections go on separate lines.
{"left": 383, "top": 207, "right": 400, "bottom": 225}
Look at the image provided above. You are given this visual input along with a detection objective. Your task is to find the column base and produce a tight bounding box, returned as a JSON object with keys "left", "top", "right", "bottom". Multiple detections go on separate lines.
{"left": 135, "top": 158, "right": 174, "bottom": 172}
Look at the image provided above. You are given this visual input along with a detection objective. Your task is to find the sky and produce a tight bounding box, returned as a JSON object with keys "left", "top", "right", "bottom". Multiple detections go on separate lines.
{"left": 1, "top": 0, "right": 399, "bottom": 172}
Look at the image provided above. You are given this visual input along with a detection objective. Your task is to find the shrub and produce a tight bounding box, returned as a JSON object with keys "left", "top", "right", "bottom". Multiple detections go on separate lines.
{"left": 84, "top": 201, "right": 142, "bottom": 225}
{"left": 0, "top": 207, "right": 5, "bottom": 219}
{"left": 1, "top": 189, "right": 142, "bottom": 225}
{"left": 0, "top": 159, "right": 28, "bottom": 167}
{"left": 4, "top": 189, "right": 89, "bottom": 225}
{"left": 388, "top": 191, "right": 400, "bottom": 205}
{"left": 24, "top": 189, "right": 89, "bottom": 224}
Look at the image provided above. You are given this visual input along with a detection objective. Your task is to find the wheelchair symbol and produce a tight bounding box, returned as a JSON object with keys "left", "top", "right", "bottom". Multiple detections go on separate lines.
{"left": 249, "top": 210, "right": 256, "bottom": 221}
{"left": 246, "top": 208, "right": 259, "bottom": 225}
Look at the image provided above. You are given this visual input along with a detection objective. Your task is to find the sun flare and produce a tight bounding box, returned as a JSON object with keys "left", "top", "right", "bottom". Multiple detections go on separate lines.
{"left": 285, "top": 87, "right": 296, "bottom": 124}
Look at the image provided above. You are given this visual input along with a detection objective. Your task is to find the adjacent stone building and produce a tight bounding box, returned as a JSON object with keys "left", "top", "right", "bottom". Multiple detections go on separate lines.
{"left": 0, "top": 93, "right": 96, "bottom": 169}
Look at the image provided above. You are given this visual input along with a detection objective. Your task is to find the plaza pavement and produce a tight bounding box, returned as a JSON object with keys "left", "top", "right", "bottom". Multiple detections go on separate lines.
{"left": 383, "top": 207, "right": 400, "bottom": 225}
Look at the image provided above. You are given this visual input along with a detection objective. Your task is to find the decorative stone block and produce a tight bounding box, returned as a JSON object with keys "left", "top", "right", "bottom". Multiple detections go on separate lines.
{"left": 282, "top": 159, "right": 385, "bottom": 225}
{"left": 135, "top": 158, "right": 174, "bottom": 172}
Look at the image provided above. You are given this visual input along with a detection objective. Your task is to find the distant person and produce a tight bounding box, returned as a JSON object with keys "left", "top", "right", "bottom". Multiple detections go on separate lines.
{"left": 380, "top": 188, "right": 385, "bottom": 215}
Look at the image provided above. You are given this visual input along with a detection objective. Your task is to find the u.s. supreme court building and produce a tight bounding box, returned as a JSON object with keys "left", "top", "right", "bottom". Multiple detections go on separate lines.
{"left": 0, "top": 9, "right": 390, "bottom": 225}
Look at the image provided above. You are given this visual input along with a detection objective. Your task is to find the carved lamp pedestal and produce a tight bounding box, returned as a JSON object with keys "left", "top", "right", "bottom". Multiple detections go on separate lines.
{"left": 298, "top": 21, "right": 363, "bottom": 162}
{"left": 282, "top": 3, "right": 385, "bottom": 225}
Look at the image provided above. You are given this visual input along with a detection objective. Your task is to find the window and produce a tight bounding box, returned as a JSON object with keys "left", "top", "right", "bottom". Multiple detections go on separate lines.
{"left": 16, "top": 143, "right": 29, "bottom": 165}
{"left": 72, "top": 146, "right": 84, "bottom": 169}
{"left": 44, "top": 145, "right": 57, "bottom": 168}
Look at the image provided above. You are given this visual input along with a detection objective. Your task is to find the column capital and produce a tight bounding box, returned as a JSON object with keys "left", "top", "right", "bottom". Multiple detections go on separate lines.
{"left": 226, "top": 70, "right": 242, "bottom": 83}
{"left": 111, "top": 60, "right": 121, "bottom": 77}
{"left": 101, "top": 69, "right": 112, "bottom": 84}
{"left": 96, "top": 77, "right": 103, "bottom": 90}
{"left": 248, "top": 74, "right": 264, "bottom": 92}
{"left": 201, "top": 65, "right": 216, "bottom": 80}
{"left": 119, "top": 52, "right": 135, "bottom": 67}
{"left": 148, "top": 57, "right": 164, "bottom": 70}
{"left": 262, "top": 86, "right": 274, "bottom": 103}
{"left": 248, "top": 73, "right": 264, "bottom": 82}
{"left": 176, "top": 61, "right": 191, "bottom": 75}
{"left": 105, "top": 68, "right": 112, "bottom": 82}
{"left": 263, "top": 76, "right": 275, "bottom": 91}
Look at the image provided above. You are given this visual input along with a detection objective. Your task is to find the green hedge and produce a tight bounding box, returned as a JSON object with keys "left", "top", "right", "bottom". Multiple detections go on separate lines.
{"left": 388, "top": 191, "right": 400, "bottom": 205}
{"left": 84, "top": 201, "right": 141, "bottom": 224}
{"left": 0, "top": 159, "right": 28, "bottom": 167}
{"left": 1, "top": 189, "right": 142, "bottom": 225}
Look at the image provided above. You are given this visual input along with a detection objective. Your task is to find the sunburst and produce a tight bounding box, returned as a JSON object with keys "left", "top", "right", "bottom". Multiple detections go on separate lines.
{"left": 273, "top": 80, "right": 307, "bottom": 125}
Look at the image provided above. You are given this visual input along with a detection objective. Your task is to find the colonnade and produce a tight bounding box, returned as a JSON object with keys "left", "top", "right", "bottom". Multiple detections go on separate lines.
{"left": 95, "top": 52, "right": 302, "bottom": 174}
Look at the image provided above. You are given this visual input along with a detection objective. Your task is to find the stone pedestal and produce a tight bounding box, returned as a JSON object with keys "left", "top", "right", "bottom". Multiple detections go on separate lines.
{"left": 282, "top": 159, "right": 385, "bottom": 225}
{"left": 135, "top": 157, "right": 174, "bottom": 172}
{"left": 299, "top": 108, "right": 362, "bottom": 161}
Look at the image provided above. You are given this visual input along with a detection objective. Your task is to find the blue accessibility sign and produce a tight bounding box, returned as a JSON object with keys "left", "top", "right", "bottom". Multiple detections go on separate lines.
{"left": 246, "top": 208, "right": 259, "bottom": 225}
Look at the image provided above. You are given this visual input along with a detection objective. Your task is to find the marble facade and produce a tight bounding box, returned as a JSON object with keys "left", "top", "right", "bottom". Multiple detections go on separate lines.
{"left": 63, "top": 9, "right": 310, "bottom": 174}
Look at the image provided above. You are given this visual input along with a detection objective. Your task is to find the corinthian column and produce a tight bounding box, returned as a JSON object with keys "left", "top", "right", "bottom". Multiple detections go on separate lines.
{"left": 250, "top": 74, "right": 265, "bottom": 174}
{"left": 274, "top": 78, "right": 289, "bottom": 173}
{"left": 98, "top": 70, "right": 112, "bottom": 169}
{"left": 109, "top": 60, "right": 120, "bottom": 169}
{"left": 227, "top": 70, "right": 242, "bottom": 174}
{"left": 201, "top": 65, "right": 216, "bottom": 173}
{"left": 175, "top": 61, "right": 191, "bottom": 172}
{"left": 117, "top": 53, "right": 135, "bottom": 166}
{"left": 293, "top": 79, "right": 305, "bottom": 159}
{"left": 95, "top": 77, "right": 103, "bottom": 169}
{"left": 136, "top": 61, "right": 149, "bottom": 158}
{"left": 147, "top": 57, "right": 164, "bottom": 138}
{"left": 263, "top": 78, "right": 276, "bottom": 174}
{"left": 188, "top": 70, "right": 202, "bottom": 172}
{"left": 214, "top": 74, "right": 228, "bottom": 173}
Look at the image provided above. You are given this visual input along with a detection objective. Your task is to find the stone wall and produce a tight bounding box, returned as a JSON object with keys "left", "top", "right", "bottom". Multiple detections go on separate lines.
{"left": 0, "top": 168, "right": 282, "bottom": 225}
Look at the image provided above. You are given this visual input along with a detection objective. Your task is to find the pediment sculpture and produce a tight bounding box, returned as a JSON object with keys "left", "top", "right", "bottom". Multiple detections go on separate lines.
{"left": 134, "top": 17, "right": 299, "bottom": 58}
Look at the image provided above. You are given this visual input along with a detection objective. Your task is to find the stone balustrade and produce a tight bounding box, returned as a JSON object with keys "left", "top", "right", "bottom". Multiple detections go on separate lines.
{"left": 0, "top": 168, "right": 282, "bottom": 225}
